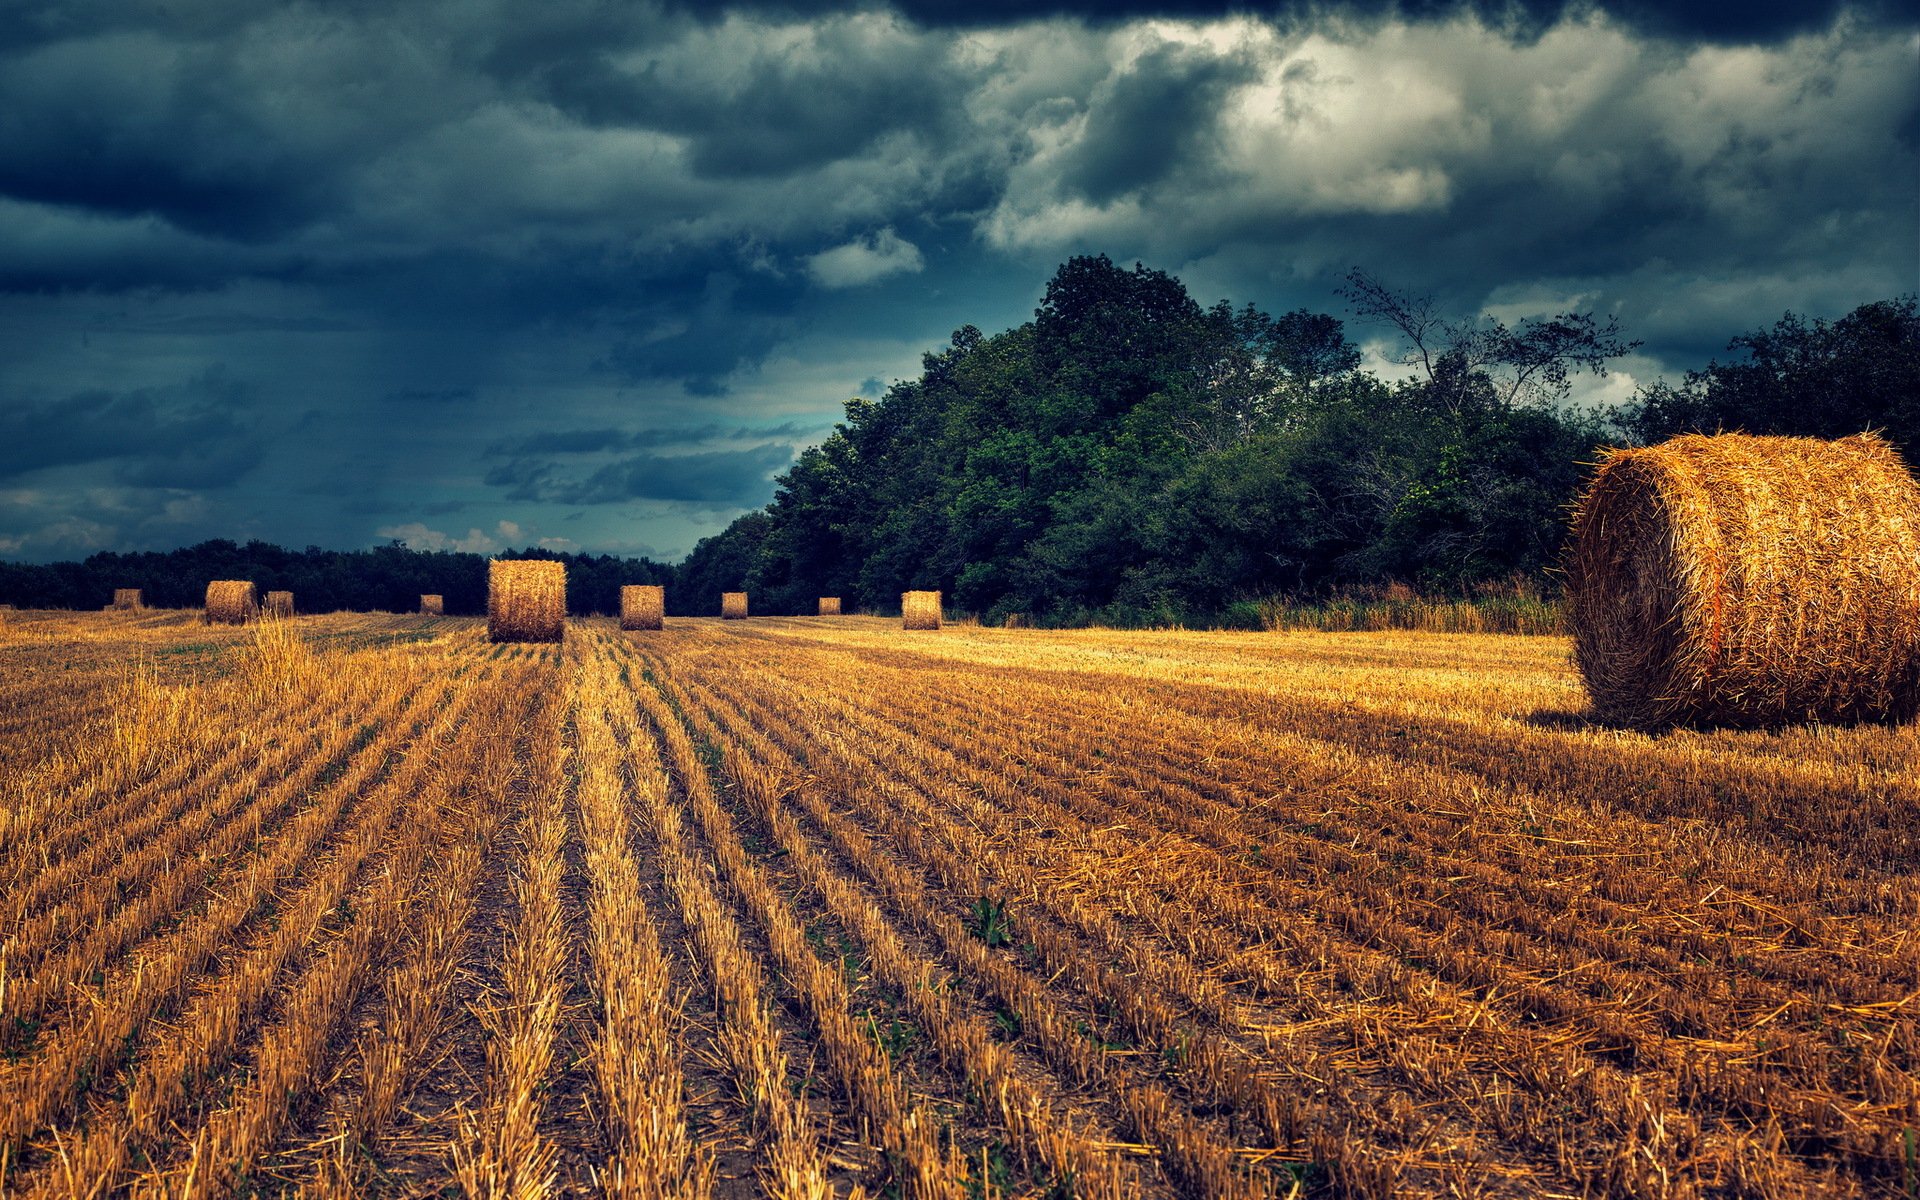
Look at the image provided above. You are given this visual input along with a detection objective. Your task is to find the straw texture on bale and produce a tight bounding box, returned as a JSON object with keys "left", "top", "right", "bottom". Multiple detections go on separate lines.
{"left": 112, "top": 588, "right": 143, "bottom": 611}
{"left": 902, "top": 590, "right": 942, "bottom": 631}
{"left": 420, "top": 594, "right": 444, "bottom": 615}
{"left": 204, "top": 580, "right": 259, "bottom": 625}
{"left": 263, "top": 590, "right": 294, "bottom": 618}
{"left": 721, "top": 591, "right": 748, "bottom": 620}
{"left": 818, "top": 596, "right": 842, "bottom": 616}
{"left": 1566, "top": 432, "right": 1920, "bottom": 729}
{"left": 621, "top": 584, "right": 665, "bottom": 630}
{"left": 488, "top": 559, "right": 566, "bottom": 643}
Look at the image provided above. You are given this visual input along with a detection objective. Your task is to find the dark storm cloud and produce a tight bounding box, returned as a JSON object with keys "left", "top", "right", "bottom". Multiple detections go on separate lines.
{"left": 385, "top": 386, "right": 477, "bottom": 407}
{"left": 535, "top": 18, "right": 960, "bottom": 179}
{"left": 718, "top": 0, "right": 1899, "bottom": 42}
{"left": 486, "top": 443, "right": 797, "bottom": 505}
{"left": 0, "top": 368, "right": 262, "bottom": 488}
{"left": 1058, "top": 42, "right": 1260, "bottom": 204}
{"left": 594, "top": 271, "right": 808, "bottom": 394}
{"left": 0, "top": 0, "right": 1911, "bottom": 562}
{"left": 484, "top": 421, "right": 820, "bottom": 457}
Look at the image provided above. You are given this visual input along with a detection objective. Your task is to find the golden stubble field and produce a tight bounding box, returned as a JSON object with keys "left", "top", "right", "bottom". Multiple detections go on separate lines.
{"left": 0, "top": 609, "right": 1913, "bottom": 1199}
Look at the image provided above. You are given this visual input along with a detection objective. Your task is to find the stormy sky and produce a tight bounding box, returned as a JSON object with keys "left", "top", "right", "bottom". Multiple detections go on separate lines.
{"left": 0, "top": 1, "right": 1913, "bottom": 563}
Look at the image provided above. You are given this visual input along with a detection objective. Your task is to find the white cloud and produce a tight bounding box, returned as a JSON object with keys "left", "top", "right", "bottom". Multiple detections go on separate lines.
{"left": 804, "top": 228, "right": 926, "bottom": 288}
{"left": 375, "top": 519, "right": 521, "bottom": 554}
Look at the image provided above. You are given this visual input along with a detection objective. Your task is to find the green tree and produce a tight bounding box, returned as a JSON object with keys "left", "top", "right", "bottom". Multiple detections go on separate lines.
{"left": 1621, "top": 297, "right": 1918, "bottom": 453}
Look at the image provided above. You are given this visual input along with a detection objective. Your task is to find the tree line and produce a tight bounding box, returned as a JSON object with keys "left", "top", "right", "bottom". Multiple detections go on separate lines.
{"left": 680, "top": 257, "right": 1915, "bottom": 624}
{"left": 0, "top": 541, "right": 672, "bottom": 616}
{"left": 2, "top": 257, "right": 1912, "bottom": 623}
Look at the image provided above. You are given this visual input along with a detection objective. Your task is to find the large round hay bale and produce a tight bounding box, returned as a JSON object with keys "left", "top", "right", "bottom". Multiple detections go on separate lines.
{"left": 1566, "top": 432, "right": 1920, "bottom": 729}
{"left": 621, "top": 584, "right": 665, "bottom": 631}
{"left": 204, "top": 580, "right": 259, "bottom": 625}
{"left": 112, "top": 588, "right": 143, "bottom": 611}
{"left": 902, "top": 590, "right": 942, "bottom": 631}
{"left": 818, "top": 596, "right": 842, "bottom": 616}
{"left": 263, "top": 590, "right": 295, "bottom": 618}
{"left": 488, "top": 560, "right": 566, "bottom": 643}
{"left": 721, "top": 591, "right": 748, "bottom": 620}
{"left": 420, "top": 593, "right": 444, "bottom": 615}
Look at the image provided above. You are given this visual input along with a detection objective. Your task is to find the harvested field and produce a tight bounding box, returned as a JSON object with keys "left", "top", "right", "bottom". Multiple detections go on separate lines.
{"left": 0, "top": 610, "right": 1911, "bottom": 1199}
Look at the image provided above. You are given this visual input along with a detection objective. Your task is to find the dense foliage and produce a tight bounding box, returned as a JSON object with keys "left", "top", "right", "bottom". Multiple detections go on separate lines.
{"left": 1617, "top": 297, "right": 1919, "bottom": 452}
{"left": 2, "top": 260, "right": 1909, "bottom": 624}
{"left": 685, "top": 256, "right": 1626, "bottom": 624}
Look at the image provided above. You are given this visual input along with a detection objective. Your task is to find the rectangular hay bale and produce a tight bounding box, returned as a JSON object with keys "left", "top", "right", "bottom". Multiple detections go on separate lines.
{"left": 264, "top": 590, "right": 294, "bottom": 618}
{"left": 420, "top": 594, "right": 444, "bottom": 615}
{"left": 621, "top": 584, "right": 665, "bottom": 630}
{"left": 488, "top": 560, "right": 566, "bottom": 643}
{"left": 721, "top": 591, "right": 748, "bottom": 620}
{"left": 112, "top": 588, "right": 143, "bottom": 611}
{"left": 818, "top": 596, "right": 842, "bottom": 616}
{"left": 902, "top": 590, "right": 942, "bottom": 631}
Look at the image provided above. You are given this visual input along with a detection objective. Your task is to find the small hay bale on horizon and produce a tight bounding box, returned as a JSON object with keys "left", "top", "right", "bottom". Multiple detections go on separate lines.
{"left": 420, "top": 594, "right": 444, "bottom": 615}
{"left": 818, "top": 596, "right": 842, "bottom": 616}
{"left": 264, "top": 590, "right": 295, "bottom": 618}
{"left": 1566, "top": 431, "right": 1920, "bottom": 730}
{"left": 622, "top": 584, "right": 665, "bottom": 630}
{"left": 204, "top": 581, "right": 259, "bottom": 625}
{"left": 488, "top": 560, "right": 566, "bottom": 643}
{"left": 721, "top": 591, "right": 748, "bottom": 620}
{"left": 903, "top": 590, "right": 942, "bottom": 631}
{"left": 112, "top": 588, "right": 143, "bottom": 611}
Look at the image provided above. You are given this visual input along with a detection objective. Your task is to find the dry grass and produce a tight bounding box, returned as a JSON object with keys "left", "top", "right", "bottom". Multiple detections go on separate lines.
{"left": 112, "top": 589, "right": 143, "bottom": 611}
{"left": 620, "top": 585, "right": 665, "bottom": 631}
{"left": 720, "top": 591, "right": 748, "bottom": 620}
{"left": 263, "top": 590, "right": 295, "bottom": 619}
{"left": 1567, "top": 431, "right": 1920, "bottom": 729}
{"left": 0, "top": 610, "right": 1909, "bottom": 1199}
{"left": 420, "top": 594, "right": 444, "bottom": 616}
{"left": 488, "top": 560, "right": 566, "bottom": 643}
{"left": 817, "top": 597, "right": 841, "bottom": 616}
{"left": 902, "top": 590, "right": 941, "bottom": 631}
{"left": 203, "top": 580, "right": 258, "bottom": 625}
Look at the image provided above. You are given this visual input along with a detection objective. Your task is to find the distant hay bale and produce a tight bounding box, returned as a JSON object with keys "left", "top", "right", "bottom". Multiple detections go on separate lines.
{"left": 622, "top": 584, "right": 665, "bottom": 631}
{"left": 818, "top": 597, "right": 842, "bottom": 616}
{"left": 204, "top": 580, "right": 259, "bottom": 625}
{"left": 1566, "top": 432, "right": 1920, "bottom": 729}
{"left": 902, "top": 590, "right": 942, "bottom": 631}
{"left": 263, "top": 590, "right": 294, "bottom": 618}
{"left": 721, "top": 591, "right": 748, "bottom": 620}
{"left": 488, "top": 560, "right": 566, "bottom": 643}
{"left": 420, "top": 594, "right": 444, "bottom": 615}
{"left": 112, "top": 588, "right": 143, "bottom": 611}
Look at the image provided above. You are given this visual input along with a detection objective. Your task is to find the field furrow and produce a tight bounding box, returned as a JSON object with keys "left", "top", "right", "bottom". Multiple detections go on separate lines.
{"left": 0, "top": 611, "right": 1905, "bottom": 1199}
